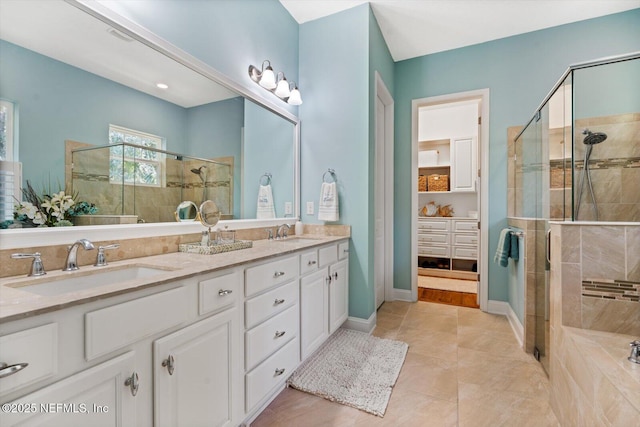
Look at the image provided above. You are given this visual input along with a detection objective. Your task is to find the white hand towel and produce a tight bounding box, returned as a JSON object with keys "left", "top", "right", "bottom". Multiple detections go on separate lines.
{"left": 318, "top": 182, "right": 339, "bottom": 222}
{"left": 256, "top": 184, "right": 275, "bottom": 219}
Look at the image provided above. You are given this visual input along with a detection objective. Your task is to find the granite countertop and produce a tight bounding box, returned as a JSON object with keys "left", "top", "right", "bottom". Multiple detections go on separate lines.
{"left": 0, "top": 234, "right": 348, "bottom": 323}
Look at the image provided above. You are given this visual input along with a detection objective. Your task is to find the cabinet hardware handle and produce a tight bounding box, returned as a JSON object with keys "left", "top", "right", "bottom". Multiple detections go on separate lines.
{"left": 274, "top": 368, "right": 285, "bottom": 376}
{"left": 343, "top": 249, "right": 349, "bottom": 253}
{"left": 333, "top": 272, "right": 338, "bottom": 280}
{"left": 308, "top": 260, "right": 317, "bottom": 266}
{"left": 274, "top": 298, "right": 285, "bottom": 305}
{"left": 124, "top": 372, "right": 139, "bottom": 396}
{"left": 274, "top": 271, "right": 285, "bottom": 278}
{"left": 0, "top": 362, "right": 29, "bottom": 378}
{"left": 327, "top": 276, "right": 332, "bottom": 284}
{"left": 218, "top": 289, "right": 233, "bottom": 296}
{"left": 274, "top": 331, "right": 286, "bottom": 338}
{"left": 162, "top": 355, "right": 175, "bottom": 375}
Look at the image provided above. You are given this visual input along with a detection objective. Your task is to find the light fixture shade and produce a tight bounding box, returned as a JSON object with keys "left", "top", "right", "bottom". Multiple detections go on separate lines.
{"left": 288, "top": 87, "right": 302, "bottom": 105}
{"left": 275, "top": 78, "right": 291, "bottom": 98}
{"left": 259, "top": 66, "right": 276, "bottom": 89}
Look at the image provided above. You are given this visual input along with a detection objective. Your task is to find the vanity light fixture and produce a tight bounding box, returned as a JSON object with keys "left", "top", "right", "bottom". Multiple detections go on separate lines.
{"left": 248, "top": 60, "right": 302, "bottom": 105}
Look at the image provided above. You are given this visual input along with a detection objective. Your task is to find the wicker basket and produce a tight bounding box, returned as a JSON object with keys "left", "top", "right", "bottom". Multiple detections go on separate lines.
{"left": 418, "top": 175, "right": 427, "bottom": 192}
{"left": 428, "top": 174, "right": 448, "bottom": 191}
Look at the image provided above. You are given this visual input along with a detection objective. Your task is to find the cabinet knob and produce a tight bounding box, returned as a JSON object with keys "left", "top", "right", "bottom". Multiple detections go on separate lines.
{"left": 0, "top": 362, "right": 29, "bottom": 378}
{"left": 274, "top": 330, "right": 286, "bottom": 338}
{"left": 274, "top": 298, "right": 285, "bottom": 305}
{"left": 124, "top": 372, "right": 139, "bottom": 396}
{"left": 273, "top": 271, "right": 285, "bottom": 278}
{"left": 218, "top": 289, "right": 233, "bottom": 296}
{"left": 162, "top": 355, "right": 175, "bottom": 375}
{"left": 274, "top": 368, "right": 285, "bottom": 376}
{"left": 308, "top": 260, "right": 317, "bottom": 266}
{"left": 333, "top": 272, "right": 338, "bottom": 280}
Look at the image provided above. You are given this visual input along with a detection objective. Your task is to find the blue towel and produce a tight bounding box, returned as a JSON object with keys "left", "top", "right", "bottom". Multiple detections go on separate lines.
{"left": 510, "top": 233, "right": 519, "bottom": 262}
{"left": 494, "top": 228, "right": 511, "bottom": 267}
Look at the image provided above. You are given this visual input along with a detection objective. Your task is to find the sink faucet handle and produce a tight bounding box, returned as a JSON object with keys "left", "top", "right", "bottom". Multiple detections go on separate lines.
{"left": 265, "top": 228, "right": 274, "bottom": 240}
{"left": 94, "top": 244, "right": 120, "bottom": 267}
{"left": 629, "top": 340, "right": 640, "bottom": 364}
{"left": 11, "top": 252, "right": 46, "bottom": 277}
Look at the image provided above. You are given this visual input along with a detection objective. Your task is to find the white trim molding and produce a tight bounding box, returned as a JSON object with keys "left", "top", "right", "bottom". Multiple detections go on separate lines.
{"left": 343, "top": 312, "right": 376, "bottom": 334}
{"left": 393, "top": 288, "right": 414, "bottom": 302}
{"left": 487, "top": 300, "right": 524, "bottom": 347}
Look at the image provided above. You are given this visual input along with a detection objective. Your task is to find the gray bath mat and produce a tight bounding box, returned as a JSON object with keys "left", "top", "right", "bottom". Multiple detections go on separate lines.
{"left": 287, "top": 328, "right": 408, "bottom": 417}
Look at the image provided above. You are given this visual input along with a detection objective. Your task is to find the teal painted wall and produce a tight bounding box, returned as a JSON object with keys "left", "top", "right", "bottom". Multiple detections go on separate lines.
{"left": 299, "top": 4, "right": 373, "bottom": 319}
{"left": 393, "top": 10, "right": 640, "bottom": 315}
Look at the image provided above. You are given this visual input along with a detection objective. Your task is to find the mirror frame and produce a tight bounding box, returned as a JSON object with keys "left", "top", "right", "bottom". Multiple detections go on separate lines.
{"left": 0, "top": 0, "right": 300, "bottom": 250}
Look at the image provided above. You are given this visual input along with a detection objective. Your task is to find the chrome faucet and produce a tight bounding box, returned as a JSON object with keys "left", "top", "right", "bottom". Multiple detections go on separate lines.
{"left": 276, "top": 224, "right": 291, "bottom": 239}
{"left": 63, "top": 239, "right": 95, "bottom": 271}
{"left": 11, "top": 252, "right": 46, "bottom": 277}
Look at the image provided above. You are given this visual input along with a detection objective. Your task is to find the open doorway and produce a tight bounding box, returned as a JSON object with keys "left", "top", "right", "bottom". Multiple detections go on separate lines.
{"left": 411, "top": 89, "right": 489, "bottom": 310}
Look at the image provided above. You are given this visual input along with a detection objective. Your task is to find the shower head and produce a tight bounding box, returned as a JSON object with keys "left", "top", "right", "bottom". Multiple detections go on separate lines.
{"left": 582, "top": 129, "right": 607, "bottom": 145}
{"left": 190, "top": 166, "right": 204, "bottom": 175}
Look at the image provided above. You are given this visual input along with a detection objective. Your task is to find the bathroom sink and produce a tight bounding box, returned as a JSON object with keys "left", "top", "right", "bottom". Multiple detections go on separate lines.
{"left": 9, "top": 265, "right": 174, "bottom": 296}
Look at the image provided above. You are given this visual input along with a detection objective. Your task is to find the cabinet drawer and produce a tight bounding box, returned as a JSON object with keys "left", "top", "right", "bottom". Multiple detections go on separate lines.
{"left": 245, "top": 305, "right": 298, "bottom": 371}
{"left": 418, "top": 233, "right": 449, "bottom": 244}
{"left": 246, "top": 255, "right": 299, "bottom": 297}
{"left": 338, "top": 241, "right": 349, "bottom": 260}
{"left": 417, "top": 245, "right": 450, "bottom": 258}
{"left": 452, "top": 233, "right": 478, "bottom": 246}
{"left": 245, "top": 337, "right": 299, "bottom": 412}
{"left": 245, "top": 280, "right": 298, "bottom": 329}
{"left": 199, "top": 270, "right": 241, "bottom": 316}
{"left": 85, "top": 287, "right": 188, "bottom": 360}
{"left": 0, "top": 323, "right": 57, "bottom": 396}
{"left": 318, "top": 245, "right": 338, "bottom": 268}
{"left": 300, "top": 250, "right": 319, "bottom": 275}
{"left": 453, "top": 246, "right": 477, "bottom": 259}
{"left": 418, "top": 219, "right": 450, "bottom": 231}
{"left": 453, "top": 220, "right": 477, "bottom": 232}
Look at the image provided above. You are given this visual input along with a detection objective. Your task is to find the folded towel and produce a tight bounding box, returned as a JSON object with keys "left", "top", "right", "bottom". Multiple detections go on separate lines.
{"left": 318, "top": 182, "right": 339, "bottom": 222}
{"left": 256, "top": 184, "right": 275, "bottom": 219}
{"left": 510, "top": 233, "right": 519, "bottom": 262}
{"left": 494, "top": 228, "right": 511, "bottom": 267}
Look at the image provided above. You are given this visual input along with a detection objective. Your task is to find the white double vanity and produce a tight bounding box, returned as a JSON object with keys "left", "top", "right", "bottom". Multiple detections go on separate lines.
{"left": 0, "top": 234, "right": 349, "bottom": 426}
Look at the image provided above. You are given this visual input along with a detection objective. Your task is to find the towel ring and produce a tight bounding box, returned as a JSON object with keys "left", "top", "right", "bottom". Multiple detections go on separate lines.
{"left": 322, "top": 168, "right": 337, "bottom": 183}
{"left": 260, "top": 173, "right": 272, "bottom": 186}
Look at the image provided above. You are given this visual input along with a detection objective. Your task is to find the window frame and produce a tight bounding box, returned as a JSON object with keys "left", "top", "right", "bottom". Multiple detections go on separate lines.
{"left": 108, "top": 124, "right": 166, "bottom": 188}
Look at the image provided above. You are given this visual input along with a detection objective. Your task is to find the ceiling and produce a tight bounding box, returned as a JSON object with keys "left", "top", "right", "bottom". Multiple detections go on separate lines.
{"left": 279, "top": 0, "right": 640, "bottom": 61}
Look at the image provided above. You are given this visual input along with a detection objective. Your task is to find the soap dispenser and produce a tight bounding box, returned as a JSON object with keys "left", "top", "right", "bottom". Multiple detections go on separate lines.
{"left": 295, "top": 220, "right": 303, "bottom": 235}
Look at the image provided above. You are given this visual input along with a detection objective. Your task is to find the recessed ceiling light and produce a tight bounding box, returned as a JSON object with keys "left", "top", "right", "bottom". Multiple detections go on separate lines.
{"left": 156, "top": 83, "right": 169, "bottom": 89}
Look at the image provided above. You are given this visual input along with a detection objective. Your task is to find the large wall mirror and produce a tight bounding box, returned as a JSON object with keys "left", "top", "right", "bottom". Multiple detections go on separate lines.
{"left": 0, "top": 0, "right": 299, "bottom": 228}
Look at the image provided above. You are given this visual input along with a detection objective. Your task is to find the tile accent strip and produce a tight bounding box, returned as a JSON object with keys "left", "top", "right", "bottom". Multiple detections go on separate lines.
{"left": 582, "top": 279, "right": 640, "bottom": 302}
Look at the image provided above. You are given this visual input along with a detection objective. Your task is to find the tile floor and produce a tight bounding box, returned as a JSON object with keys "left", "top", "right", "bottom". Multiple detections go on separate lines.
{"left": 252, "top": 300, "right": 559, "bottom": 426}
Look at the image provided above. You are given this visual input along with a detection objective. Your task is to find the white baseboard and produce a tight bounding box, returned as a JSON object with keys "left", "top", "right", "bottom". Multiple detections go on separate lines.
{"left": 487, "top": 300, "right": 524, "bottom": 347}
{"left": 393, "top": 288, "right": 414, "bottom": 302}
{"left": 343, "top": 311, "right": 376, "bottom": 334}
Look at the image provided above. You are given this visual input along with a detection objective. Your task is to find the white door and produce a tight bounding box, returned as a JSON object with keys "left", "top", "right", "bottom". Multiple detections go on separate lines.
{"left": 300, "top": 269, "right": 329, "bottom": 359}
{"left": 2, "top": 352, "right": 137, "bottom": 427}
{"left": 375, "top": 95, "right": 386, "bottom": 308}
{"left": 329, "top": 259, "right": 349, "bottom": 333}
{"left": 154, "top": 310, "right": 236, "bottom": 427}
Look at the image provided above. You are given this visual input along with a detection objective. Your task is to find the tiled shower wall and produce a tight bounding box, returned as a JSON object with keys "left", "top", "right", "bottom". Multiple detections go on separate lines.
{"left": 509, "top": 113, "right": 640, "bottom": 221}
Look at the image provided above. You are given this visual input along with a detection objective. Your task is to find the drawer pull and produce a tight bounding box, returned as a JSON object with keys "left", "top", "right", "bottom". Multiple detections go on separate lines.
{"left": 218, "top": 289, "right": 233, "bottom": 296}
{"left": 162, "top": 355, "right": 175, "bottom": 375}
{"left": 274, "top": 298, "right": 285, "bottom": 305}
{"left": 274, "top": 330, "right": 286, "bottom": 338}
{"left": 274, "top": 368, "right": 285, "bottom": 376}
{"left": 343, "top": 249, "right": 349, "bottom": 253}
{"left": 124, "top": 372, "right": 139, "bottom": 396}
{"left": 273, "top": 271, "right": 285, "bottom": 278}
{"left": 333, "top": 272, "right": 338, "bottom": 280}
{"left": 0, "top": 362, "right": 29, "bottom": 378}
{"left": 307, "top": 260, "right": 317, "bottom": 266}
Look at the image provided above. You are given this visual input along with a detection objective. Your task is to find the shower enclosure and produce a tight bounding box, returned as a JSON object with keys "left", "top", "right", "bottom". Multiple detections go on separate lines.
{"left": 511, "top": 52, "right": 640, "bottom": 374}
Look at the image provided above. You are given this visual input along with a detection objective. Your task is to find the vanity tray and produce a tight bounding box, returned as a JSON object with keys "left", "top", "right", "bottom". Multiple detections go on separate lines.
{"left": 179, "top": 240, "right": 253, "bottom": 255}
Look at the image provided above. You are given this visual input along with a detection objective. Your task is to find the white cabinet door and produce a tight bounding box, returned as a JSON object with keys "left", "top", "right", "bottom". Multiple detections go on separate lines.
{"left": 2, "top": 352, "right": 137, "bottom": 427}
{"left": 300, "top": 269, "right": 329, "bottom": 359}
{"left": 329, "top": 260, "right": 348, "bottom": 334}
{"left": 154, "top": 309, "right": 238, "bottom": 427}
{"left": 450, "top": 137, "right": 476, "bottom": 192}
